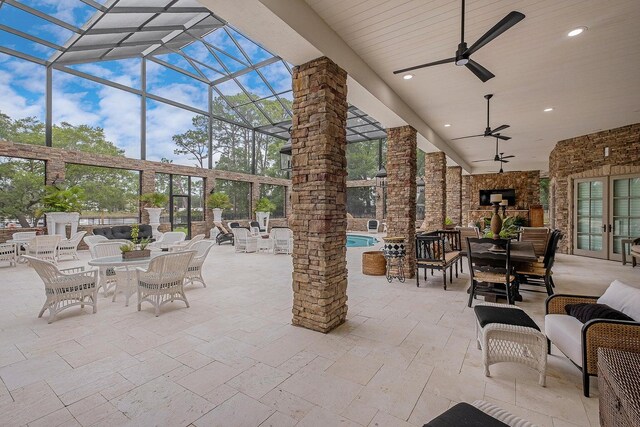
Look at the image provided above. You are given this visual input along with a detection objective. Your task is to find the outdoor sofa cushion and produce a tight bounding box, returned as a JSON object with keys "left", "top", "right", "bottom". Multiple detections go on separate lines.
{"left": 597, "top": 280, "right": 640, "bottom": 321}
{"left": 92, "top": 225, "right": 153, "bottom": 241}
{"left": 545, "top": 314, "right": 584, "bottom": 367}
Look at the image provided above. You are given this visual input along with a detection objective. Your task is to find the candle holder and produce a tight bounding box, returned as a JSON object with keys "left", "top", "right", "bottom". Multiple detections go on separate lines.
{"left": 500, "top": 199, "right": 508, "bottom": 217}
{"left": 489, "top": 194, "right": 504, "bottom": 251}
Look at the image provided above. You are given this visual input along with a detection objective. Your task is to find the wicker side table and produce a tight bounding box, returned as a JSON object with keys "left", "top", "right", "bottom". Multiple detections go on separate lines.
{"left": 598, "top": 348, "right": 640, "bottom": 427}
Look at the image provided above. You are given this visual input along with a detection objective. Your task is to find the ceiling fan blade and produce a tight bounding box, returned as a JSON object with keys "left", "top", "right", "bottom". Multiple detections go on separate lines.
{"left": 490, "top": 124, "right": 510, "bottom": 133}
{"left": 393, "top": 57, "right": 455, "bottom": 74}
{"left": 465, "top": 11, "right": 525, "bottom": 56}
{"left": 495, "top": 134, "right": 511, "bottom": 141}
{"left": 501, "top": 155, "right": 515, "bottom": 159}
{"left": 451, "top": 134, "right": 485, "bottom": 141}
{"left": 500, "top": 160, "right": 509, "bottom": 163}
{"left": 465, "top": 59, "right": 495, "bottom": 82}
{"left": 472, "top": 159, "right": 494, "bottom": 163}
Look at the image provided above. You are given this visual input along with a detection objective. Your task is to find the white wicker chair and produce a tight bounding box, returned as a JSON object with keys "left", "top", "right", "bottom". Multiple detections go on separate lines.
{"left": 57, "top": 231, "right": 87, "bottom": 260}
{"left": 272, "top": 228, "right": 293, "bottom": 255}
{"left": 23, "top": 255, "right": 98, "bottom": 323}
{"left": 148, "top": 231, "right": 186, "bottom": 250}
{"left": 136, "top": 251, "right": 195, "bottom": 316}
{"left": 25, "top": 235, "right": 62, "bottom": 263}
{"left": 12, "top": 231, "right": 37, "bottom": 241}
{"left": 232, "top": 228, "right": 258, "bottom": 253}
{"left": 0, "top": 242, "right": 18, "bottom": 267}
{"left": 93, "top": 241, "right": 126, "bottom": 296}
{"left": 168, "top": 234, "right": 205, "bottom": 252}
{"left": 475, "top": 303, "right": 547, "bottom": 386}
{"left": 184, "top": 240, "right": 214, "bottom": 287}
{"left": 84, "top": 235, "right": 109, "bottom": 258}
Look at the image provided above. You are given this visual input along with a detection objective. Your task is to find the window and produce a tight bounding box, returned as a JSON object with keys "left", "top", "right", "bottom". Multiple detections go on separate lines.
{"left": 347, "top": 140, "right": 379, "bottom": 181}
{"left": 259, "top": 184, "right": 285, "bottom": 218}
{"left": 216, "top": 179, "right": 251, "bottom": 220}
{"left": 347, "top": 186, "right": 376, "bottom": 218}
{"left": 0, "top": 156, "right": 45, "bottom": 228}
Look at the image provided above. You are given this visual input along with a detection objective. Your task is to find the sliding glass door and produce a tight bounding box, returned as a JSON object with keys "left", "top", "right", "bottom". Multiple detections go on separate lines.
{"left": 610, "top": 175, "right": 640, "bottom": 261}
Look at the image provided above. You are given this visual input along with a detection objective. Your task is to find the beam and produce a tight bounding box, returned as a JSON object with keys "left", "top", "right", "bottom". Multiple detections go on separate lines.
{"left": 0, "top": 24, "right": 63, "bottom": 50}
{"left": 109, "top": 7, "right": 211, "bottom": 13}
{"left": 45, "top": 66, "right": 52, "bottom": 147}
{"left": 4, "top": 0, "right": 81, "bottom": 33}
{"left": 0, "top": 46, "right": 47, "bottom": 65}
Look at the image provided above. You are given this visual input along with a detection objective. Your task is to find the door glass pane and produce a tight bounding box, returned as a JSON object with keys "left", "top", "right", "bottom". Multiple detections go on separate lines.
{"left": 614, "top": 218, "right": 628, "bottom": 235}
{"left": 590, "top": 199, "right": 602, "bottom": 216}
{"left": 578, "top": 200, "right": 590, "bottom": 215}
{"left": 578, "top": 182, "right": 590, "bottom": 199}
{"left": 630, "top": 199, "right": 640, "bottom": 217}
{"left": 612, "top": 237, "right": 623, "bottom": 254}
{"left": 591, "top": 181, "right": 603, "bottom": 198}
{"left": 172, "top": 196, "right": 189, "bottom": 235}
{"left": 590, "top": 218, "right": 602, "bottom": 234}
{"left": 591, "top": 235, "right": 603, "bottom": 251}
{"left": 614, "top": 179, "right": 629, "bottom": 197}
{"left": 631, "top": 218, "right": 640, "bottom": 235}
{"left": 577, "top": 217, "right": 589, "bottom": 233}
{"left": 577, "top": 234, "right": 589, "bottom": 250}
{"left": 614, "top": 198, "right": 629, "bottom": 216}
{"left": 631, "top": 178, "right": 640, "bottom": 197}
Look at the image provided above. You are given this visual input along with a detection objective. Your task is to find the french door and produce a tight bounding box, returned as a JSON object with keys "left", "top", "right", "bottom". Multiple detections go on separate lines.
{"left": 574, "top": 174, "right": 640, "bottom": 260}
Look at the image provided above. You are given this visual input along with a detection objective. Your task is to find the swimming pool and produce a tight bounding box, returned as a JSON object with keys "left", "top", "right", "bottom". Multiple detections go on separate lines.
{"left": 346, "top": 234, "right": 379, "bottom": 248}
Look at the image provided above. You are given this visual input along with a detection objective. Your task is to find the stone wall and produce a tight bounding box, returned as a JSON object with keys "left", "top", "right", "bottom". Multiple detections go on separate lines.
{"left": 549, "top": 123, "right": 640, "bottom": 253}
{"left": 422, "top": 152, "right": 446, "bottom": 230}
{"left": 385, "top": 125, "right": 417, "bottom": 277}
{"left": 446, "top": 166, "right": 462, "bottom": 225}
{"left": 290, "top": 57, "right": 349, "bottom": 333}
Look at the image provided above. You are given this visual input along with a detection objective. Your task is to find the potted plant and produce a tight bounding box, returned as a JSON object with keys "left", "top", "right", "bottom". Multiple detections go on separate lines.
{"left": 443, "top": 217, "right": 456, "bottom": 230}
{"left": 254, "top": 197, "right": 276, "bottom": 232}
{"left": 207, "top": 192, "right": 232, "bottom": 222}
{"left": 140, "top": 192, "right": 168, "bottom": 238}
{"left": 120, "top": 224, "right": 151, "bottom": 259}
{"left": 39, "top": 185, "right": 85, "bottom": 238}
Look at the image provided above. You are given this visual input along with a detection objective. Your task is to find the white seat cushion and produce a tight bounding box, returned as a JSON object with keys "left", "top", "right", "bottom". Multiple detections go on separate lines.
{"left": 597, "top": 280, "right": 640, "bottom": 321}
{"left": 545, "top": 314, "right": 584, "bottom": 367}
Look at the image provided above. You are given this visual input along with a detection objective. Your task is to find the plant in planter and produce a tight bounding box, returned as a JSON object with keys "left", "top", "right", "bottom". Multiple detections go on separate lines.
{"left": 38, "top": 185, "right": 85, "bottom": 237}
{"left": 254, "top": 197, "right": 276, "bottom": 232}
{"left": 120, "top": 224, "right": 151, "bottom": 259}
{"left": 139, "top": 192, "right": 168, "bottom": 238}
{"left": 444, "top": 217, "right": 456, "bottom": 229}
{"left": 207, "top": 192, "right": 232, "bottom": 222}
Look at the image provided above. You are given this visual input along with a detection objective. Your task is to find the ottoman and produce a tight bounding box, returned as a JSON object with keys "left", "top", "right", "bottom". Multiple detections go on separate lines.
{"left": 424, "top": 400, "right": 534, "bottom": 427}
{"left": 598, "top": 348, "right": 640, "bottom": 427}
{"left": 474, "top": 303, "right": 547, "bottom": 386}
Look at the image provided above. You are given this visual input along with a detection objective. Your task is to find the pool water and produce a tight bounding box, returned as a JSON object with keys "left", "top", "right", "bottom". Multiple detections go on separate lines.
{"left": 346, "top": 234, "right": 379, "bottom": 248}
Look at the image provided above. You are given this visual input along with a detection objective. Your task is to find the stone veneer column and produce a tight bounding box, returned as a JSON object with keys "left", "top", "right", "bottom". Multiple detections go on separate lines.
{"left": 251, "top": 181, "right": 261, "bottom": 219}
{"left": 290, "top": 56, "right": 348, "bottom": 333}
{"left": 205, "top": 177, "right": 216, "bottom": 232}
{"left": 461, "top": 175, "right": 471, "bottom": 226}
{"left": 385, "top": 126, "right": 417, "bottom": 278}
{"left": 446, "top": 166, "right": 462, "bottom": 225}
{"left": 45, "top": 159, "right": 65, "bottom": 186}
{"left": 140, "top": 169, "right": 155, "bottom": 224}
{"left": 421, "top": 152, "right": 446, "bottom": 230}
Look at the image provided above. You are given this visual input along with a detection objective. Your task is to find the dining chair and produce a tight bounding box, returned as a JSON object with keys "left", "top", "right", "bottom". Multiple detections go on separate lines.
{"left": 467, "top": 237, "right": 517, "bottom": 307}
{"left": 25, "top": 235, "right": 62, "bottom": 263}
{"left": 23, "top": 255, "right": 98, "bottom": 323}
{"left": 168, "top": 234, "right": 205, "bottom": 252}
{"left": 0, "top": 242, "right": 18, "bottom": 267}
{"left": 271, "top": 228, "right": 293, "bottom": 254}
{"left": 515, "top": 230, "right": 563, "bottom": 296}
{"left": 232, "top": 227, "right": 258, "bottom": 253}
{"left": 93, "top": 241, "right": 127, "bottom": 296}
{"left": 57, "top": 231, "right": 87, "bottom": 261}
{"left": 184, "top": 240, "right": 215, "bottom": 287}
{"left": 415, "top": 234, "right": 460, "bottom": 289}
{"left": 519, "top": 227, "right": 550, "bottom": 259}
{"left": 136, "top": 251, "right": 195, "bottom": 316}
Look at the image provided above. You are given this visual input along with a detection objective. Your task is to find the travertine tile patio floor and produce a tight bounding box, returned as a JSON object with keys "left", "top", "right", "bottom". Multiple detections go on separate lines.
{"left": 0, "top": 241, "right": 638, "bottom": 427}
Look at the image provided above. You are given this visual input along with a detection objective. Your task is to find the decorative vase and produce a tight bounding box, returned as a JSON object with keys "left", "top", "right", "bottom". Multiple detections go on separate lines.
{"left": 145, "top": 207, "right": 163, "bottom": 239}
{"left": 256, "top": 211, "right": 270, "bottom": 232}
{"left": 45, "top": 212, "right": 80, "bottom": 239}
{"left": 211, "top": 208, "right": 223, "bottom": 223}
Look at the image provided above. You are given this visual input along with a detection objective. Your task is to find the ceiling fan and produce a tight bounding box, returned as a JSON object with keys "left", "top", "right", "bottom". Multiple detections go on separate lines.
{"left": 473, "top": 138, "right": 514, "bottom": 173}
{"left": 452, "top": 94, "right": 511, "bottom": 141}
{"left": 392, "top": 0, "right": 525, "bottom": 82}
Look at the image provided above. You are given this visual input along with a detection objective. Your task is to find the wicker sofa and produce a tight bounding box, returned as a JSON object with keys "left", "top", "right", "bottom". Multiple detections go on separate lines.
{"left": 545, "top": 280, "right": 640, "bottom": 397}
{"left": 92, "top": 225, "right": 153, "bottom": 241}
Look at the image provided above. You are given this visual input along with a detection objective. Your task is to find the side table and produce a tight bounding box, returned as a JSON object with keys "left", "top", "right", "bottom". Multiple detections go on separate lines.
{"left": 598, "top": 348, "right": 640, "bottom": 427}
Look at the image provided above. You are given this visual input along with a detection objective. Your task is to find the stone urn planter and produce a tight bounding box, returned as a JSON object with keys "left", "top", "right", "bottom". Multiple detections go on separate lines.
{"left": 211, "top": 208, "right": 223, "bottom": 223}
{"left": 144, "top": 207, "right": 163, "bottom": 239}
{"left": 45, "top": 212, "right": 80, "bottom": 238}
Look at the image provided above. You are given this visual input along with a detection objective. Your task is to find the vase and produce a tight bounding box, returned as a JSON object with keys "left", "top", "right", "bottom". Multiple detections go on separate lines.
{"left": 211, "top": 208, "right": 223, "bottom": 223}
{"left": 256, "top": 211, "right": 270, "bottom": 232}
{"left": 145, "top": 207, "right": 163, "bottom": 239}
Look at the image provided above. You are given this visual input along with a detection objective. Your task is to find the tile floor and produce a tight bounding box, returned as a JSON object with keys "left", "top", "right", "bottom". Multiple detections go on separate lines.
{"left": 0, "top": 240, "right": 638, "bottom": 427}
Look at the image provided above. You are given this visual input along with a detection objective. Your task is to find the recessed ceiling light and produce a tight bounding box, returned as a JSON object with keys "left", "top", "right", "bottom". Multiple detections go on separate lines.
{"left": 444, "top": 124, "right": 451, "bottom": 127}
{"left": 568, "top": 27, "right": 587, "bottom": 37}
{"left": 403, "top": 74, "right": 413, "bottom": 80}
{"left": 544, "top": 107, "right": 554, "bottom": 112}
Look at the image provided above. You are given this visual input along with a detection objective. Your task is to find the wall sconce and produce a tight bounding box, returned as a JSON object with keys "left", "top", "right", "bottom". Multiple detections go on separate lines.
{"left": 375, "top": 166, "right": 387, "bottom": 188}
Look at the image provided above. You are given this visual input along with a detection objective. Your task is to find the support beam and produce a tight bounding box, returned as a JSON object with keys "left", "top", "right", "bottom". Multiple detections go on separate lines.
{"left": 385, "top": 125, "right": 417, "bottom": 278}
{"left": 140, "top": 58, "right": 147, "bottom": 160}
{"left": 291, "top": 56, "right": 348, "bottom": 333}
{"left": 45, "top": 66, "right": 52, "bottom": 147}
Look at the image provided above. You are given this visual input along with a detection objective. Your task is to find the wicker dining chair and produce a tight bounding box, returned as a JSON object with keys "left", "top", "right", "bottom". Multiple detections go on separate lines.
{"left": 0, "top": 242, "right": 18, "bottom": 267}
{"left": 272, "top": 228, "right": 293, "bottom": 255}
{"left": 136, "top": 251, "right": 195, "bottom": 316}
{"left": 184, "top": 240, "right": 215, "bottom": 287}
{"left": 57, "top": 231, "right": 87, "bottom": 261}
{"left": 233, "top": 228, "right": 258, "bottom": 253}
{"left": 93, "top": 241, "right": 127, "bottom": 296}
{"left": 519, "top": 227, "right": 550, "bottom": 259}
{"left": 25, "top": 235, "right": 62, "bottom": 263}
{"left": 169, "top": 234, "right": 205, "bottom": 252}
{"left": 23, "top": 255, "right": 98, "bottom": 323}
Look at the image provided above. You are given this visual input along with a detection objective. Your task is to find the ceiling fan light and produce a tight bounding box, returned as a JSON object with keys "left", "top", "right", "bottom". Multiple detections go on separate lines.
{"left": 403, "top": 74, "right": 413, "bottom": 80}
{"left": 543, "top": 107, "right": 554, "bottom": 112}
{"left": 455, "top": 58, "right": 469, "bottom": 66}
{"left": 568, "top": 27, "right": 587, "bottom": 37}
{"left": 444, "top": 124, "right": 451, "bottom": 127}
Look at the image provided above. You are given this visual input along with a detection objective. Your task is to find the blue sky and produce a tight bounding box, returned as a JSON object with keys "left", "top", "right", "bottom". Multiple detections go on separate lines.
{"left": 0, "top": 0, "right": 292, "bottom": 166}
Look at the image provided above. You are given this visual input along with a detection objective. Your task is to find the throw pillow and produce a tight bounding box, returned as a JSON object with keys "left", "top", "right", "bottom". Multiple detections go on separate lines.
{"left": 597, "top": 280, "right": 640, "bottom": 321}
{"left": 565, "top": 303, "right": 634, "bottom": 324}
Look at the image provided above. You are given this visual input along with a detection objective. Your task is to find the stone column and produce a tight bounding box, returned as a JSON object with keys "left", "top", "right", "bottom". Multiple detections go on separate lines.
{"left": 285, "top": 185, "right": 292, "bottom": 222}
{"left": 421, "top": 152, "right": 446, "bottom": 230}
{"left": 446, "top": 166, "right": 462, "bottom": 226}
{"left": 45, "top": 159, "right": 65, "bottom": 186}
{"left": 461, "top": 174, "right": 471, "bottom": 226}
{"left": 140, "top": 169, "right": 155, "bottom": 224}
{"left": 205, "top": 176, "right": 216, "bottom": 232}
{"left": 385, "top": 126, "right": 417, "bottom": 278}
{"left": 251, "top": 181, "right": 261, "bottom": 220}
{"left": 291, "top": 57, "right": 348, "bottom": 333}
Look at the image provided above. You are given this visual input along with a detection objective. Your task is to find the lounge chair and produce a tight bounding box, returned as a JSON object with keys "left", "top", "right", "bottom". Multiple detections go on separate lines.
{"left": 213, "top": 221, "right": 234, "bottom": 245}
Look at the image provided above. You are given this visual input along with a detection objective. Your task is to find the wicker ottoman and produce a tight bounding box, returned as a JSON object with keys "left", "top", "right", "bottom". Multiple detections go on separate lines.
{"left": 474, "top": 303, "right": 547, "bottom": 386}
{"left": 598, "top": 348, "right": 640, "bottom": 427}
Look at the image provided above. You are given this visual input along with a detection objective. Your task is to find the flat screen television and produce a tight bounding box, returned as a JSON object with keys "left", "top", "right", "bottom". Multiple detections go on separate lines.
{"left": 479, "top": 189, "right": 516, "bottom": 206}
